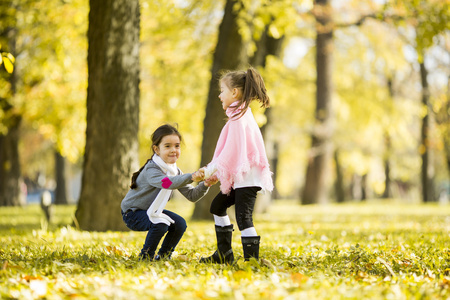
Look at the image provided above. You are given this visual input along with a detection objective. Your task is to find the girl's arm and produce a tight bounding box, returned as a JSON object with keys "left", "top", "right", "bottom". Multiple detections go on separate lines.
{"left": 178, "top": 182, "right": 210, "bottom": 203}
{"left": 145, "top": 164, "right": 194, "bottom": 189}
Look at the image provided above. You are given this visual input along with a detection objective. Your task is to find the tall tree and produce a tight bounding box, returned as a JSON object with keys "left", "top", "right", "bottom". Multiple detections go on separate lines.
{"left": 382, "top": 77, "right": 394, "bottom": 199}
{"left": 191, "top": 0, "right": 249, "bottom": 220}
{"left": 1, "top": 0, "right": 88, "bottom": 206}
{"left": 436, "top": 75, "right": 450, "bottom": 177}
{"left": 54, "top": 150, "right": 68, "bottom": 205}
{"left": 419, "top": 60, "right": 434, "bottom": 202}
{"left": 75, "top": 0, "right": 140, "bottom": 231}
{"left": 0, "top": 1, "right": 21, "bottom": 206}
{"left": 301, "top": 0, "right": 334, "bottom": 205}
{"left": 252, "top": 27, "right": 284, "bottom": 212}
{"left": 386, "top": 0, "right": 449, "bottom": 202}
{"left": 334, "top": 150, "right": 345, "bottom": 203}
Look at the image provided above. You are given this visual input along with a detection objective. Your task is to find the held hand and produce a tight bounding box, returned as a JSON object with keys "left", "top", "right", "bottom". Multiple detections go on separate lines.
{"left": 203, "top": 165, "right": 215, "bottom": 179}
{"left": 192, "top": 170, "right": 205, "bottom": 182}
{"left": 204, "top": 174, "right": 219, "bottom": 187}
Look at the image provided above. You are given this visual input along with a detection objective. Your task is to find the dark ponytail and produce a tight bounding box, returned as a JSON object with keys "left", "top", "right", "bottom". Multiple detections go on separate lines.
{"left": 129, "top": 124, "right": 182, "bottom": 189}
{"left": 130, "top": 160, "right": 150, "bottom": 189}
{"left": 221, "top": 66, "right": 270, "bottom": 120}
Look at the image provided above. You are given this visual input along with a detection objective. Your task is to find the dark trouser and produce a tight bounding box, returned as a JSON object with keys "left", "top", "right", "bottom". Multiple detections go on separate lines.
{"left": 210, "top": 186, "right": 261, "bottom": 231}
{"left": 122, "top": 209, "right": 187, "bottom": 258}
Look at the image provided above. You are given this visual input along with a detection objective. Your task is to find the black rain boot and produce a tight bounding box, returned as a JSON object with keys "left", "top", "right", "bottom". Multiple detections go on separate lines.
{"left": 155, "top": 251, "right": 172, "bottom": 261}
{"left": 156, "top": 245, "right": 175, "bottom": 261}
{"left": 199, "top": 224, "right": 234, "bottom": 264}
{"left": 242, "top": 236, "right": 260, "bottom": 261}
{"left": 138, "top": 249, "right": 155, "bottom": 261}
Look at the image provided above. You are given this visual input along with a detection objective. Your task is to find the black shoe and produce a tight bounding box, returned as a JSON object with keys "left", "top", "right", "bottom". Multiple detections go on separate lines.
{"left": 242, "top": 236, "right": 260, "bottom": 261}
{"left": 155, "top": 253, "right": 171, "bottom": 261}
{"left": 138, "top": 250, "right": 154, "bottom": 261}
{"left": 200, "top": 224, "right": 234, "bottom": 264}
{"left": 199, "top": 249, "right": 234, "bottom": 264}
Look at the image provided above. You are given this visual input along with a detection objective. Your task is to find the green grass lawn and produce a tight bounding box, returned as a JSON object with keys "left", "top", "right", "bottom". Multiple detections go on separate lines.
{"left": 1, "top": 200, "right": 449, "bottom": 299}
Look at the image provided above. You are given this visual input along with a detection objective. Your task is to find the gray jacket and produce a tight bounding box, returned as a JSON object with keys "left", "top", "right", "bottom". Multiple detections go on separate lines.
{"left": 121, "top": 160, "right": 209, "bottom": 213}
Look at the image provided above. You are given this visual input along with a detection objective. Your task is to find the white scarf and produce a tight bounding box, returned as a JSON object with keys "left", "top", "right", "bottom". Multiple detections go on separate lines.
{"left": 147, "top": 154, "right": 178, "bottom": 225}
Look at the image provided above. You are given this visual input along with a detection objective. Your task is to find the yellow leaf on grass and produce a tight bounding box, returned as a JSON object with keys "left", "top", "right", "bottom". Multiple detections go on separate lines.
{"left": 106, "top": 246, "right": 124, "bottom": 256}
{"left": 233, "top": 270, "right": 252, "bottom": 281}
{"left": 439, "top": 277, "right": 450, "bottom": 289}
{"left": 23, "top": 275, "right": 44, "bottom": 281}
{"left": 2, "top": 261, "right": 23, "bottom": 270}
{"left": 291, "top": 273, "right": 308, "bottom": 284}
{"left": 177, "top": 255, "right": 189, "bottom": 261}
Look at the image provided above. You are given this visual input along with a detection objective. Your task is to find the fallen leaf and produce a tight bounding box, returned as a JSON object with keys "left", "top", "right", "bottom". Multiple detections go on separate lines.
{"left": 291, "top": 273, "right": 308, "bottom": 284}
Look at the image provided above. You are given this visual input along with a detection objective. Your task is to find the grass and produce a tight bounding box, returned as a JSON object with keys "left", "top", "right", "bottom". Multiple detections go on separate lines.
{"left": 1, "top": 200, "right": 450, "bottom": 299}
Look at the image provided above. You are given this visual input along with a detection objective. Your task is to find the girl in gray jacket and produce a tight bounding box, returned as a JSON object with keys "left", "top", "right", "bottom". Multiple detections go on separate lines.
{"left": 121, "top": 124, "right": 215, "bottom": 261}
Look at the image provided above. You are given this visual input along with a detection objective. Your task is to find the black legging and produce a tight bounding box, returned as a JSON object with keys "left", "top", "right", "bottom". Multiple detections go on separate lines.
{"left": 210, "top": 186, "right": 261, "bottom": 231}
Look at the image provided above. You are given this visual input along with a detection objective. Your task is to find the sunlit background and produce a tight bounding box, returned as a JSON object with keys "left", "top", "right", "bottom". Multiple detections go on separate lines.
{"left": 1, "top": 0, "right": 449, "bottom": 204}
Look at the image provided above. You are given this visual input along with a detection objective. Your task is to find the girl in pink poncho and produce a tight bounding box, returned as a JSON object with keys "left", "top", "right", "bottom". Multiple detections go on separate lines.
{"left": 199, "top": 67, "right": 273, "bottom": 264}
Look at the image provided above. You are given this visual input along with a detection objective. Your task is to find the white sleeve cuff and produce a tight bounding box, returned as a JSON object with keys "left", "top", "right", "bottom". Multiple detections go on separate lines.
{"left": 204, "top": 163, "right": 217, "bottom": 179}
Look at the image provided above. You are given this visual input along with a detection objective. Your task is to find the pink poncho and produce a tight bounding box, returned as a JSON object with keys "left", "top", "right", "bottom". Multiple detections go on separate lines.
{"left": 209, "top": 102, "right": 273, "bottom": 194}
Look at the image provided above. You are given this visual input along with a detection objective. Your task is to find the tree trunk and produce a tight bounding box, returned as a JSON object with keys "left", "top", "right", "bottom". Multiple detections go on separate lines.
{"left": 334, "top": 150, "right": 345, "bottom": 203}
{"left": 350, "top": 174, "right": 361, "bottom": 200}
{"left": 383, "top": 152, "right": 391, "bottom": 198}
{"left": 192, "top": 0, "right": 248, "bottom": 220}
{"left": 253, "top": 27, "right": 284, "bottom": 213}
{"left": 0, "top": 7, "right": 21, "bottom": 207}
{"left": 301, "top": 0, "right": 334, "bottom": 205}
{"left": 445, "top": 76, "right": 450, "bottom": 177}
{"left": 419, "top": 61, "right": 434, "bottom": 202}
{"left": 249, "top": 26, "right": 284, "bottom": 68}
{"left": 0, "top": 116, "right": 21, "bottom": 207}
{"left": 75, "top": 0, "right": 140, "bottom": 231}
{"left": 361, "top": 173, "right": 368, "bottom": 201}
{"left": 435, "top": 75, "right": 450, "bottom": 182}
{"left": 54, "top": 150, "right": 68, "bottom": 205}
{"left": 382, "top": 78, "right": 393, "bottom": 199}
{"left": 256, "top": 106, "right": 280, "bottom": 212}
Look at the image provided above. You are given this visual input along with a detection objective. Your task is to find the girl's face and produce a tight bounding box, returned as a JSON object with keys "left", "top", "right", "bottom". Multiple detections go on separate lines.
{"left": 153, "top": 134, "right": 181, "bottom": 164}
{"left": 219, "top": 80, "right": 240, "bottom": 110}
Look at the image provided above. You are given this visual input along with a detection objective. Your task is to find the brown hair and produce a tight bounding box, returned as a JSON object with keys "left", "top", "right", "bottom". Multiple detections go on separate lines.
{"left": 220, "top": 66, "right": 270, "bottom": 120}
{"left": 130, "top": 124, "right": 182, "bottom": 189}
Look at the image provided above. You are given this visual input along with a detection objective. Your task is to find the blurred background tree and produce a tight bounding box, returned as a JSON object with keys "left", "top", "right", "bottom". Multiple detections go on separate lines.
{"left": 385, "top": 0, "right": 450, "bottom": 203}
{"left": 0, "top": 0, "right": 449, "bottom": 230}
{"left": 0, "top": 0, "right": 20, "bottom": 206}
{"left": 1, "top": 0, "right": 86, "bottom": 206}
